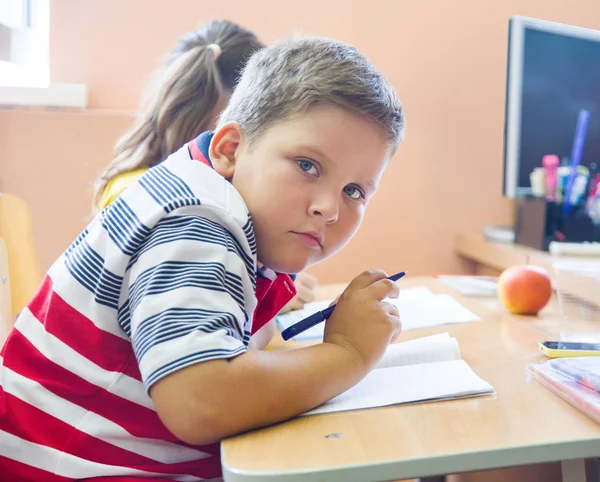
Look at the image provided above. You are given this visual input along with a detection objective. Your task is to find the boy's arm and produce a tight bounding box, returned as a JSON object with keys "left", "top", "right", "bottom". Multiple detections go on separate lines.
{"left": 125, "top": 208, "right": 399, "bottom": 446}
{"left": 151, "top": 341, "right": 363, "bottom": 445}
{"left": 150, "top": 271, "right": 400, "bottom": 446}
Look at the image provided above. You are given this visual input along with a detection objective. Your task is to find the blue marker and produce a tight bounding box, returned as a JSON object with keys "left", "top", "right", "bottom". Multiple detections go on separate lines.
{"left": 564, "top": 109, "right": 590, "bottom": 215}
{"left": 281, "top": 271, "right": 406, "bottom": 341}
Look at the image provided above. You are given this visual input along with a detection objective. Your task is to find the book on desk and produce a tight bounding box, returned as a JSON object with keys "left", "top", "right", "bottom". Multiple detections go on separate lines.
{"left": 529, "top": 357, "right": 600, "bottom": 424}
{"left": 303, "top": 333, "right": 495, "bottom": 417}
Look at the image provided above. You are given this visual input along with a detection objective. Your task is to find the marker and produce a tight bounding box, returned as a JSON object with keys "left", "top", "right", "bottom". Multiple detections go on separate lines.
{"left": 564, "top": 109, "right": 590, "bottom": 215}
{"left": 529, "top": 167, "right": 545, "bottom": 198}
{"left": 586, "top": 173, "right": 600, "bottom": 216}
{"left": 556, "top": 166, "right": 571, "bottom": 203}
{"left": 281, "top": 271, "right": 406, "bottom": 341}
{"left": 569, "top": 165, "right": 589, "bottom": 206}
{"left": 542, "top": 155, "right": 559, "bottom": 202}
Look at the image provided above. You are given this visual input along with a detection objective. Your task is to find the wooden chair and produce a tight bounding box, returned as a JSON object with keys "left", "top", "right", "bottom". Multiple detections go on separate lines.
{"left": 0, "top": 193, "right": 42, "bottom": 317}
{"left": 0, "top": 237, "right": 12, "bottom": 345}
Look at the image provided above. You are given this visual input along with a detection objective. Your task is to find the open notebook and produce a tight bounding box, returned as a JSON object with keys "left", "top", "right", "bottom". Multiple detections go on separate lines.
{"left": 277, "top": 286, "right": 481, "bottom": 341}
{"left": 303, "top": 333, "right": 494, "bottom": 416}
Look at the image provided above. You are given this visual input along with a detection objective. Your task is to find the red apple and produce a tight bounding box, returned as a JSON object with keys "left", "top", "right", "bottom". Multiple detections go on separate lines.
{"left": 497, "top": 265, "right": 552, "bottom": 315}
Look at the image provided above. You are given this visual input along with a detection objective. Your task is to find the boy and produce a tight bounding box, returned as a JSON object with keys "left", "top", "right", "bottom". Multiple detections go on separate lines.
{"left": 0, "top": 35, "right": 404, "bottom": 481}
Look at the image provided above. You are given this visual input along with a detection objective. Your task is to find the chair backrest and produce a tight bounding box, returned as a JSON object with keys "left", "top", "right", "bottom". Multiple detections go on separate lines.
{"left": 0, "top": 237, "right": 12, "bottom": 345}
{"left": 0, "top": 193, "right": 42, "bottom": 316}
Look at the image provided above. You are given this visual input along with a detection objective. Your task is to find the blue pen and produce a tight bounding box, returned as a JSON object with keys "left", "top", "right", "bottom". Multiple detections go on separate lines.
{"left": 564, "top": 108, "right": 590, "bottom": 216}
{"left": 281, "top": 271, "right": 406, "bottom": 341}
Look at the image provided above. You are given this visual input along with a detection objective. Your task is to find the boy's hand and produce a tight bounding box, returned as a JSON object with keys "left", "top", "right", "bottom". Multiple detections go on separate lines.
{"left": 323, "top": 269, "right": 401, "bottom": 371}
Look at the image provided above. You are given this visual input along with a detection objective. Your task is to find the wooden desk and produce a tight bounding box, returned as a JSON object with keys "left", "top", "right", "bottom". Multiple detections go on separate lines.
{"left": 454, "top": 233, "right": 600, "bottom": 278}
{"left": 221, "top": 277, "right": 600, "bottom": 482}
{"left": 454, "top": 232, "right": 600, "bottom": 308}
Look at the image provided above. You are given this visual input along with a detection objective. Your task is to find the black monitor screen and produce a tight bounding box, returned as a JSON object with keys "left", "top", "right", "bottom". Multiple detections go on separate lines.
{"left": 517, "top": 27, "right": 600, "bottom": 189}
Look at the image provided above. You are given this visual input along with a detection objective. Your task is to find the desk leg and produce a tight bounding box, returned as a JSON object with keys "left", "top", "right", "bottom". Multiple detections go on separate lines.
{"left": 586, "top": 459, "right": 600, "bottom": 482}
{"left": 562, "top": 459, "right": 586, "bottom": 482}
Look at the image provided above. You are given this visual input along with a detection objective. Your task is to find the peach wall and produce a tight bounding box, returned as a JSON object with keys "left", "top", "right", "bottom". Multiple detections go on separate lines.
{"left": 0, "top": 108, "right": 134, "bottom": 271}
{"left": 5, "top": 0, "right": 600, "bottom": 283}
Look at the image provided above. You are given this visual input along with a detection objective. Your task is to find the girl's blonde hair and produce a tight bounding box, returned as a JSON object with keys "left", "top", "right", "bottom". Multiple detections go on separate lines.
{"left": 92, "top": 20, "right": 263, "bottom": 211}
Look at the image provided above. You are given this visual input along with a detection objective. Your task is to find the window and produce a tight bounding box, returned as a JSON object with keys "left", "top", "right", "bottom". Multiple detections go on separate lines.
{"left": 0, "top": 0, "right": 49, "bottom": 88}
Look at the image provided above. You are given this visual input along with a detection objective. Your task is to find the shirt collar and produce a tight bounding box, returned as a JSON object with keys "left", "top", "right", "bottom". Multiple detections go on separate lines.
{"left": 187, "top": 131, "right": 214, "bottom": 167}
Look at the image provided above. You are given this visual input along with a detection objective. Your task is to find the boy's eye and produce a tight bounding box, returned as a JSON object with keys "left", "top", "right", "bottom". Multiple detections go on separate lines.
{"left": 297, "top": 159, "right": 318, "bottom": 175}
{"left": 343, "top": 185, "right": 364, "bottom": 200}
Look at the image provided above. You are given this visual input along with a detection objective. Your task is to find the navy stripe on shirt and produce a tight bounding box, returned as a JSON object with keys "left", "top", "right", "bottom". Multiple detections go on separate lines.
{"left": 101, "top": 197, "right": 151, "bottom": 256}
{"left": 144, "top": 346, "right": 247, "bottom": 389}
{"left": 65, "top": 235, "right": 122, "bottom": 310}
{"left": 128, "top": 261, "right": 248, "bottom": 319}
{"left": 132, "top": 307, "right": 247, "bottom": 360}
{"left": 127, "top": 215, "right": 255, "bottom": 286}
{"left": 139, "top": 164, "right": 202, "bottom": 212}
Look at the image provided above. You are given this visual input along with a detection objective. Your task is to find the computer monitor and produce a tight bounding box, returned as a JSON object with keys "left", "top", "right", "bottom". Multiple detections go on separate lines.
{"left": 503, "top": 16, "right": 600, "bottom": 198}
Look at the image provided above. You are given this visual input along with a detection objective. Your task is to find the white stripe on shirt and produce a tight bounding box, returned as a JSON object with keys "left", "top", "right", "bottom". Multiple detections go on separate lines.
{"left": 2, "top": 366, "right": 210, "bottom": 464}
{"left": 14, "top": 308, "right": 153, "bottom": 409}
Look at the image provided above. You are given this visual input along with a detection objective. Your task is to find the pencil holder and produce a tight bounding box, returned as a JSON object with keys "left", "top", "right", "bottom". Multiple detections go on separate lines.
{"left": 514, "top": 197, "right": 600, "bottom": 251}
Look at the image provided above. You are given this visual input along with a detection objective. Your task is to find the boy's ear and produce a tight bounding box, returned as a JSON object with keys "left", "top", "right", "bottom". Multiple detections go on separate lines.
{"left": 209, "top": 122, "right": 243, "bottom": 179}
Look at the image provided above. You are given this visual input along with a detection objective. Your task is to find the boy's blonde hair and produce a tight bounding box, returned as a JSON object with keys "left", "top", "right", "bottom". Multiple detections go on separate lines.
{"left": 219, "top": 36, "right": 405, "bottom": 149}
{"left": 92, "top": 20, "right": 264, "bottom": 211}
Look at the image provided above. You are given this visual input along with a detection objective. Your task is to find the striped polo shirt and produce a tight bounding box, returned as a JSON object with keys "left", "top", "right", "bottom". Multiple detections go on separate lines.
{"left": 0, "top": 133, "right": 296, "bottom": 481}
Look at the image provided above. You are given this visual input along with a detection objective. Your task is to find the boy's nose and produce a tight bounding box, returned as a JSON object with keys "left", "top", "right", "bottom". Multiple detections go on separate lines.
{"left": 309, "top": 195, "right": 339, "bottom": 223}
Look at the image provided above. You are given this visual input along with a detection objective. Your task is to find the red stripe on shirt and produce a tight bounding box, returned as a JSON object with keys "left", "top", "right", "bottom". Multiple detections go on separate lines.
{"left": 0, "top": 392, "right": 221, "bottom": 479}
{"left": 0, "top": 455, "right": 71, "bottom": 482}
{"left": 27, "top": 276, "right": 142, "bottom": 381}
{"left": 3, "top": 330, "right": 181, "bottom": 443}
{"left": 84, "top": 478, "right": 175, "bottom": 482}
{"left": 1, "top": 391, "right": 159, "bottom": 468}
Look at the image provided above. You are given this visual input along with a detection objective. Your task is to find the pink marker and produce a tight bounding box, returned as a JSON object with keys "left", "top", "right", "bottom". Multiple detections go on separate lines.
{"left": 587, "top": 174, "right": 600, "bottom": 216}
{"left": 542, "top": 155, "right": 560, "bottom": 202}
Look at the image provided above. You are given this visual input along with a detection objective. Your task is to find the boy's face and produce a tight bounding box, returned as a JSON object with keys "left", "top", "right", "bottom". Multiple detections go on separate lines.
{"left": 210, "top": 106, "right": 394, "bottom": 274}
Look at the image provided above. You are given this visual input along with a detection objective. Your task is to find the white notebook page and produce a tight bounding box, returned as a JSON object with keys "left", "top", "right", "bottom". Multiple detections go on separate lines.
{"left": 376, "top": 333, "right": 461, "bottom": 369}
{"left": 303, "top": 360, "right": 494, "bottom": 416}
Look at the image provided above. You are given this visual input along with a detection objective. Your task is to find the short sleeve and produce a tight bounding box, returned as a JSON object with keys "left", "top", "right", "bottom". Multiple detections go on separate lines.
{"left": 123, "top": 207, "right": 257, "bottom": 391}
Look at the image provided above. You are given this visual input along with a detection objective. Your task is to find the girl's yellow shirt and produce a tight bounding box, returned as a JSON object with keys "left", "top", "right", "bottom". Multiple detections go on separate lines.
{"left": 97, "top": 168, "right": 148, "bottom": 210}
